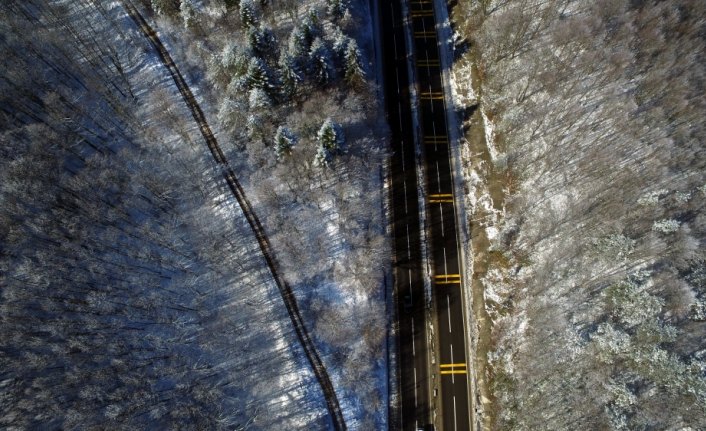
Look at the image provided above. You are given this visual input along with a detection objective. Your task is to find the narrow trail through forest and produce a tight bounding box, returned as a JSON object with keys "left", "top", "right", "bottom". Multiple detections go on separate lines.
{"left": 120, "top": 2, "right": 347, "bottom": 429}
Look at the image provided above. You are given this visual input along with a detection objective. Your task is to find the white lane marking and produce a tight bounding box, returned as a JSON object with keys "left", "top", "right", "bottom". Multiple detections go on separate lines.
{"left": 406, "top": 224, "right": 411, "bottom": 259}
{"left": 414, "top": 366, "right": 418, "bottom": 407}
{"left": 397, "top": 101, "right": 404, "bottom": 131}
{"left": 453, "top": 395, "right": 458, "bottom": 431}
{"left": 403, "top": 179, "right": 408, "bottom": 214}
{"left": 409, "top": 269, "right": 413, "bottom": 300}
{"left": 412, "top": 317, "right": 416, "bottom": 356}
{"left": 447, "top": 294, "right": 452, "bottom": 333}
{"left": 436, "top": 160, "right": 442, "bottom": 193}
{"left": 401, "top": 139, "right": 405, "bottom": 172}
{"left": 440, "top": 200, "right": 445, "bottom": 237}
{"left": 450, "top": 343, "right": 455, "bottom": 384}
{"left": 443, "top": 247, "right": 448, "bottom": 278}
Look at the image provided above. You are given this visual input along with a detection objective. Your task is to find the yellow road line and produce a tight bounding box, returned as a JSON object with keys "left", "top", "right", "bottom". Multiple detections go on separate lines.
{"left": 434, "top": 273, "right": 460, "bottom": 278}
{"left": 414, "top": 31, "right": 437, "bottom": 39}
{"left": 436, "top": 280, "right": 462, "bottom": 285}
{"left": 411, "top": 10, "right": 434, "bottom": 17}
{"left": 440, "top": 370, "right": 467, "bottom": 375}
{"left": 429, "top": 194, "right": 453, "bottom": 198}
{"left": 423, "top": 135, "right": 448, "bottom": 145}
{"left": 429, "top": 198, "right": 454, "bottom": 203}
{"left": 420, "top": 92, "right": 443, "bottom": 100}
{"left": 440, "top": 363, "right": 466, "bottom": 368}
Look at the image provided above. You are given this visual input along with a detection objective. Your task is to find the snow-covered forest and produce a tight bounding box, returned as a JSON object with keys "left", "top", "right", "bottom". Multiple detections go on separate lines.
{"left": 450, "top": 0, "right": 706, "bottom": 429}
{"left": 1, "top": 0, "right": 387, "bottom": 428}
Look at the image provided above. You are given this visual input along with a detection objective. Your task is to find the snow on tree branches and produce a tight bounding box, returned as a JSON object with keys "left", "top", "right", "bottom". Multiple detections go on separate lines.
{"left": 274, "top": 126, "right": 297, "bottom": 159}
{"left": 314, "top": 118, "right": 344, "bottom": 167}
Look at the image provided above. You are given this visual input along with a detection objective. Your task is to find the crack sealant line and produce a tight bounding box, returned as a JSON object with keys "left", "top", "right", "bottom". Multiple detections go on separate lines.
{"left": 432, "top": 0, "right": 477, "bottom": 430}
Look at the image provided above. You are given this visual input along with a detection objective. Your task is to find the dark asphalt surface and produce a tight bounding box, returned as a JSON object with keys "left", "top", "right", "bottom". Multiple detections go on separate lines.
{"left": 383, "top": 0, "right": 472, "bottom": 430}
{"left": 381, "top": 0, "right": 431, "bottom": 430}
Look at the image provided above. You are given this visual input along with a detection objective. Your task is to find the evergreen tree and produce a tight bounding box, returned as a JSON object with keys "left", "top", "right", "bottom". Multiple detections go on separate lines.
{"left": 249, "top": 88, "right": 272, "bottom": 110}
{"left": 239, "top": 0, "right": 259, "bottom": 28}
{"left": 248, "top": 25, "right": 278, "bottom": 60}
{"left": 289, "top": 26, "right": 311, "bottom": 55}
{"left": 331, "top": 26, "right": 349, "bottom": 63}
{"left": 220, "top": 43, "right": 251, "bottom": 76}
{"left": 246, "top": 113, "right": 265, "bottom": 139}
{"left": 309, "top": 38, "right": 334, "bottom": 85}
{"left": 313, "top": 141, "right": 332, "bottom": 168}
{"left": 314, "top": 118, "right": 344, "bottom": 168}
{"left": 278, "top": 52, "right": 302, "bottom": 100}
{"left": 344, "top": 39, "right": 365, "bottom": 85}
{"left": 326, "top": 0, "right": 348, "bottom": 21}
{"left": 274, "top": 126, "right": 297, "bottom": 159}
{"left": 301, "top": 9, "right": 322, "bottom": 45}
{"left": 317, "top": 118, "right": 344, "bottom": 151}
{"left": 245, "top": 57, "right": 272, "bottom": 91}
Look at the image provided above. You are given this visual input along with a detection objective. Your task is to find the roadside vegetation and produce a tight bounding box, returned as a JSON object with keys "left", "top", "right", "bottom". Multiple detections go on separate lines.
{"left": 449, "top": 0, "right": 706, "bottom": 428}
{"left": 1, "top": 0, "right": 387, "bottom": 428}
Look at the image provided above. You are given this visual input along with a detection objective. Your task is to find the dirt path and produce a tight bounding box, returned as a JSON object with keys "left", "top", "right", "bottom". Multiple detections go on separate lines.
{"left": 121, "top": 3, "right": 347, "bottom": 429}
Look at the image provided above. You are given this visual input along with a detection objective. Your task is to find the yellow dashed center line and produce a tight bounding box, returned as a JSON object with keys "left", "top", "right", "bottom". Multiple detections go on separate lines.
{"left": 435, "top": 274, "right": 461, "bottom": 284}
{"left": 423, "top": 135, "right": 448, "bottom": 145}
{"left": 440, "top": 363, "right": 467, "bottom": 374}
{"left": 411, "top": 10, "right": 434, "bottom": 17}
{"left": 414, "top": 31, "right": 437, "bottom": 39}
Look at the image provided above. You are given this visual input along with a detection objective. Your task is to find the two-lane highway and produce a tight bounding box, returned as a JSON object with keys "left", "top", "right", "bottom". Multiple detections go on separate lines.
{"left": 382, "top": 0, "right": 473, "bottom": 429}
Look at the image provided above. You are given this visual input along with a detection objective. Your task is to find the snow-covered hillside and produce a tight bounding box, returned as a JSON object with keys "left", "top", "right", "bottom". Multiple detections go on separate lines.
{"left": 0, "top": 0, "right": 388, "bottom": 428}
{"left": 449, "top": 0, "right": 706, "bottom": 429}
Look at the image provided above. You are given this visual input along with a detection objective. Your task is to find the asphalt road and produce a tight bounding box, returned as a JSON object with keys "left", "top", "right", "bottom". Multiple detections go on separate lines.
{"left": 381, "top": 0, "right": 432, "bottom": 429}
{"left": 383, "top": 0, "right": 472, "bottom": 430}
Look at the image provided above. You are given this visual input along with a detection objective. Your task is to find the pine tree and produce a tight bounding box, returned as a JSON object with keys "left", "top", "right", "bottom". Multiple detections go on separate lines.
{"left": 249, "top": 88, "right": 272, "bottom": 110}
{"left": 248, "top": 25, "right": 278, "bottom": 60}
{"left": 326, "top": 0, "right": 348, "bottom": 21}
{"left": 288, "top": 26, "right": 310, "bottom": 58}
{"left": 314, "top": 118, "right": 343, "bottom": 168}
{"left": 274, "top": 126, "right": 297, "bottom": 159}
{"left": 220, "top": 43, "right": 250, "bottom": 76}
{"left": 239, "top": 0, "right": 259, "bottom": 28}
{"left": 331, "top": 27, "right": 349, "bottom": 63}
{"left": 317, "top": 118, "right": 344, "bottom": 151}
{"left": 245, "top": 57, "right": 272, "bottom": 91}
{"left": 313, "top": 142, "right": 332, "bottom": 168}
{"left": 344, "top": 39, "right": 365, "bottom": 85}
{"left": 301, "top": 8, "right": 321, "bottom": 45}
{"left": 310, "top": 38, "right": 334, "bottom": 85}
{"left": 278, "top": 52, "right": 302, "bottom": 100}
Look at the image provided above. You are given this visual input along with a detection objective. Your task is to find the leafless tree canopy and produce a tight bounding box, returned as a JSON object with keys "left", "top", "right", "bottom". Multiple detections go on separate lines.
{"left": 451, "top": 0, "right": 706, "bottom": 428}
